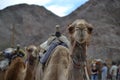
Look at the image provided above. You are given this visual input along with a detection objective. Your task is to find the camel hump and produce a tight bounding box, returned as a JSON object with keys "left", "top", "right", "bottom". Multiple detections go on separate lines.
{"left": 49, "top": 45, "right": 70, "bottom": 64}
{"left": 54, "top": 45, "right": 70, "bottom": 57}
{"left": 54, "top": 45, "right": 69, "bottom": 54}
{"left": 42, "top": 45, "right": 70, "bottom": 80}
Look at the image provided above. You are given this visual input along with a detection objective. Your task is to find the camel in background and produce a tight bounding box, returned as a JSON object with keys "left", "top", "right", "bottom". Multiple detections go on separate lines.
{"left": 4, "top": 45, "right": 39, "bottom": 80}
{"left": 4, "top": 57, "right": 27, "bottom": 80}
{"left": 42, "top": 19, "right": 93, "bottom": 80}
{"left": 24, "top": 45, "right": 39, "bottom": 80}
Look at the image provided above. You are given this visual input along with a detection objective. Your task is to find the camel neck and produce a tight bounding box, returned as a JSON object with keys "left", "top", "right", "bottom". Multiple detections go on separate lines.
{"left": 69, "top": 42, "right": 87, "bottom": 80}
{"left": 71, "top": 41, "right": 86, "bottom": 62}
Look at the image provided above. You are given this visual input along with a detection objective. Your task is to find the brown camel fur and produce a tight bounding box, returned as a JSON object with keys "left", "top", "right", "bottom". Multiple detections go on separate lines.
{"left": 42, "top": 19, "right": 93, "bottom": 80}
{"left": 4, "top": 57, "right": 27, "bottom": 80}
{"left": 24, "top": 45, "right": 39, "bottom": 80}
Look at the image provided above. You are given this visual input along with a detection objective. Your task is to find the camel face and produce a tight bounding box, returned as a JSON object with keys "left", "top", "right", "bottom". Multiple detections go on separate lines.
{"left": 74, "top": 23, "right": 88, "bottom": 43}
{"left": 26, "top": 45, "right": 38, "bottom": 58}
{"left": 25, "top": 45, "right": 39, "bottom": 80}
{"left": 68, "top": 19, "right": 93, "bottom": 45}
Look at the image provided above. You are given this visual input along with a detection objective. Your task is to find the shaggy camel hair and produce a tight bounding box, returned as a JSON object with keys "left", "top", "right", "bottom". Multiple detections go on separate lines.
{"left": 4, "top": 57, "right": 27, "bottom": 80}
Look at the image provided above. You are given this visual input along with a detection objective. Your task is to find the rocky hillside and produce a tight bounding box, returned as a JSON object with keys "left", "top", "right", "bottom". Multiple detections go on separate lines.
{"left": 0, "top": 4, "right": 62, "bottom": 49}
{"left": 0, "top": 0, "right": 120, "bottom": 61}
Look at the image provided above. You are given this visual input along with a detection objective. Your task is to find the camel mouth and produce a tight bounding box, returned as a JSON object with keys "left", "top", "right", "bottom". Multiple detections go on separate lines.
{"left": 72, "top": 57, "right": 81, "bottom": 69}
{"left": 31, "top": 52, "right": 37, "bottom": 58}
{"left": 80, "top": 38, "right": 84, "bottom": 42}
{"left": 78, "top": 39, "right": 86, "bottom": 44}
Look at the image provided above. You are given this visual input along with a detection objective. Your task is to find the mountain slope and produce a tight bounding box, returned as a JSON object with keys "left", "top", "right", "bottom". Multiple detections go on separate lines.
{"left": 0, "top": 4, "right": 62, "bottom": 49}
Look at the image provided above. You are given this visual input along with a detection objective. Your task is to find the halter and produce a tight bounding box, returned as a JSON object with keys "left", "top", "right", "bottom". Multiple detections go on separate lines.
{"left": 71, "top": 39, "right": 91, "bottom": 80}
{"left": 11, "top": 51, "right": 24, "bottom": 60}
{"left": 71, "top": 39, "right": 86, "bottom": 69}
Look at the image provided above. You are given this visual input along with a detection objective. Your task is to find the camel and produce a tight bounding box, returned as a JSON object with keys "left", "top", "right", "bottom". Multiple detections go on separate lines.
{"left": 67, "top": 19, "right": 93, "bottom": 80}
{"left": 24, "top": 45, "right": 39, "bottom": 80}
{"left": 4, "top": 57, "right": 27, "bottom": 80}
{"left": 41, "top": 19, "right": 93, "bottom": 80}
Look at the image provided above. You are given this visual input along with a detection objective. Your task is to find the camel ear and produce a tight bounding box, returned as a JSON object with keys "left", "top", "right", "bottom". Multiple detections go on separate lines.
{"left": 87, "top": 23, "right": 93, "bottom": 34}
{"left": 68, "top": 25, "right": 75, "bottom": 34}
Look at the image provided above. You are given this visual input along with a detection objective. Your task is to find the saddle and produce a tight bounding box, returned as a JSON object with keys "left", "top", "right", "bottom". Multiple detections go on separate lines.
{"left": 11, "top": 50, "right": 25, "bottom": 60}
{"left": 3, "top": 48, "right": 13, "bottom": 59}
{"left": 0, "top": 58, "right": 9, "bottom": 71}
{"left": 40, "top": 40, "right": 68, "bottom": 65}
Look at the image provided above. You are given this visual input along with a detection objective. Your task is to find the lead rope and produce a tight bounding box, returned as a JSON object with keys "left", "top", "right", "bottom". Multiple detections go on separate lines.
{"left": 84, "top": 45, "right": 90, "bottom": 80}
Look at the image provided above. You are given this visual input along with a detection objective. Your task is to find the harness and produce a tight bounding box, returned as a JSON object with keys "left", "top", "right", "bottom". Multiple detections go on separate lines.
{"left": 11, "top": 51, "right": 24, "bottom": 59}
{"left": 12, "top": 53, "right": 23, "bottom": 59}
{"left": 71, "top": 40, "right": 86, "bottom": 69}
{"left": 6, "top": 50, "right": 24, "bottom": 65}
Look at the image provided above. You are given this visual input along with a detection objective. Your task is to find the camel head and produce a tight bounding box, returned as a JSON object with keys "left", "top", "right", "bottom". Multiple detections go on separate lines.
{"left": 26, "top": 45, "right": 38, "bottom": 58}
{"left": 68, "top": 19, "right": 93, "bottom": 45}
